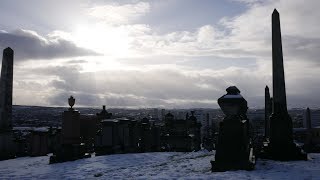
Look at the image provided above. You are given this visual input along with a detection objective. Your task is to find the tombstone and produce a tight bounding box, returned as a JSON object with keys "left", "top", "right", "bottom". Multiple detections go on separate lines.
{"left": 139, "top": 120, "right": 153, "bottom": 152}
{"left": 211, "top": 86, "right": 255, "bottom": 172}
{"left": 128, "top": 120, "right": 140, "bottom": 153}
{"left": 162, "top": 112, "right": 201, "bottom": 152}
{"left": 29, "top": 128, "right": 49, "bottom": 156}
{"left": 262, "top": 9, "right": 307, "bottom": 160}
{"left": 62, "top": 96, "right": 81, "bottom": 145}
{"left": 95, "top": 119, "right": 120, "bottom": 155}
{"left": 0, "top": 47, "right": 15, "bottom": 160}
{"left": 50, "top": 96, "right": 89, "bottom": 164}
{"left": 96, "top": 105, "right": 112, "bottom": 119}
{"left": 80, "top": 114, "right": 100, "bottom": 153}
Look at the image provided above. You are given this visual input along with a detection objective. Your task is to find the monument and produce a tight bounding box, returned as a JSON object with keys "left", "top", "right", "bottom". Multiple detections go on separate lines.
{"left": 0, "top": 47, "right": 14, "bottom": 129}
{"left": 264, "top": 9, "right": 307, "bottom": 160}
{"left": 211, "top": 86, "right": 255, "bottom": 171}
{"left": 264, "top": 86, "right": 272, "bottom": 138}
{"left": 96, "top": 105, "right": 112, "bottom": 119}
{"left": 50, "top": 96, "right": 89, "bottom": 163}
{"left": 0, "top": 47, "right": 15, "bottom": 160}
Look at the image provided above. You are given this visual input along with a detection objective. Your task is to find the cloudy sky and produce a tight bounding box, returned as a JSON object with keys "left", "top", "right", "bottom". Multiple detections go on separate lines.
{"left": 0, "top": 0, "right": 319, "bottom": 109}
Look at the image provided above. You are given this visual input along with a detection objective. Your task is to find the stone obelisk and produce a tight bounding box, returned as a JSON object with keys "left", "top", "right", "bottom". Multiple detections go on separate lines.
{"left": 264, "top": 86, "right": 271, "bottom": 138}
{"left": 0, "top": 47, "right": 14, "bottom": 130}
{"left": 268, "top": 9, "right": 306, "bottom": 160}
{"left": 0, "top": 47, "right": 15, "bottom": 160}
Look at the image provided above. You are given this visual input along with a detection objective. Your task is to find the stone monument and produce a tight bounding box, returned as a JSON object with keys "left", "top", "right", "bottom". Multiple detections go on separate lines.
{"left": 211, "top": 86, "right": 255, "bottom": 171}
{"left": 50, "top": 96, "right": 89, "bottom": 163}
{"left": 0, "top": 47, "right": 15, "bottom": 160}
{"left": 264, "top": 86, "right": 272, "bottom": 138}
{"left": 263, "top": 9, "right": 307, "bottom": 160}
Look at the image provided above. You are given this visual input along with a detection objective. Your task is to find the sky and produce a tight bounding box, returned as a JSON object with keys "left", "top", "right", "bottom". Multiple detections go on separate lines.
{"left": 0, "top": 0, "right": 319, "bottom": 109}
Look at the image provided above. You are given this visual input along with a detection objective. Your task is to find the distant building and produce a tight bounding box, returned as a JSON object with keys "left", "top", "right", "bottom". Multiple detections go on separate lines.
{"left": 303, "top": 109, "right": 320, "bottom": 128}
{"left": 161, "top": 109, "right": 166, "bottom": 121}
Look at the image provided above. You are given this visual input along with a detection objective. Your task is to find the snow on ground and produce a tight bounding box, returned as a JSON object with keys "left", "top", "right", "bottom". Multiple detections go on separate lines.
{"left": 0, "top": 151, "right": 319, "bottom": 179}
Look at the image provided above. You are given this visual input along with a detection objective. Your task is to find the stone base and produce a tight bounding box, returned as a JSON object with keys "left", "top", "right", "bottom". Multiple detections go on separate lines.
{"left": 211, "top": 147, "right": 255, "bottom": 172}
{"left": 94, "top": 146, "right": 113, "bottom": 156}
{"left": 263, "top": 112, "right": 308, "bottom": 161}
{"left": 49, "top": 143, "right": 90, "bottom": 164}
{"left": 0, "top": 130, "right": 15, "bottom": 160}
{"left": 260, "top": 141, "right": 307, "bottom": 161}
{"left": 211, "top": 118, "right": 255, "bottom": 172}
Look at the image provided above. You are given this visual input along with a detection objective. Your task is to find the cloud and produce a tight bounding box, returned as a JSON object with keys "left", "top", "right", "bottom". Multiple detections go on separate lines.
{"left": 7, "top": 0, "right": 320, "bottom": 109}
{"left": 89, "top": 2, "right": 150, "bottom": 25}
{"left": 12, "top": 60, "right": 272, "bottom": 108}
{"left": 0, "top": 29, "right": 99, "bottom": 60}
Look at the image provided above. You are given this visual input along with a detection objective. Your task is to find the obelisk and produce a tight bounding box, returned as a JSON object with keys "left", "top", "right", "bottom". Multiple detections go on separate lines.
{"left": 0, "top": 47, "right": 14, "bottom": 130}
{"left": 0, "top": 47, "right": 15, "bottom": 160}
{"left": 264, "top": 86, "right": 271, "bottom": 138}
{"left": 268, "top": 9, "right": 306, "bottom": 160}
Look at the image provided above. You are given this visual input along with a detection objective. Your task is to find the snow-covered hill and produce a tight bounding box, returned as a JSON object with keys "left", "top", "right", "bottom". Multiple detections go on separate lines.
{"left": 0, "top": 151, "right": 319, "bottom": 179}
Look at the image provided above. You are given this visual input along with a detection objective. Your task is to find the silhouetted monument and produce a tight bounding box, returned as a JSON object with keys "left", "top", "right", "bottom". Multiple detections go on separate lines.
{"left": 163, "top": 111, "right": 201, "bottom": 152}
{"left": 265, "top": 86, "right": 272, "bottom": 138}
{"left": 306, "top": 108, "right": 311, "bottom": 130}
{"left": 0, "top": 47, "right": 13, "bottom": 129}
{"left": 264, "top": 9, "right": 307, "bottom": 160}
{"left": 211, "top": 86, "right": 255, "bottom": 171}
{"left": 0, "top": 47, "right": 15, "bottom": 160}
{"left": 50, "top": 96, "right": 89, "bottom": 163}
{"left": 96, "top": 105, "right": 112, "bottom": 119}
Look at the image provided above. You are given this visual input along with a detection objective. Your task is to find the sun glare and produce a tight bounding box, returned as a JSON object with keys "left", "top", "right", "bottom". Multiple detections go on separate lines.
{"left": 73, "top": 24, "right": 131, "bottom": 57}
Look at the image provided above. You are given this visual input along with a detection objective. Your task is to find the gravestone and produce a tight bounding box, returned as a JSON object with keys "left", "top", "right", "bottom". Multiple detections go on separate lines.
{"left": 211, "top": 86, "right": 255, "bottom": 171}
{"left": 50, "top": 96, "right": 89, "bottom": 163}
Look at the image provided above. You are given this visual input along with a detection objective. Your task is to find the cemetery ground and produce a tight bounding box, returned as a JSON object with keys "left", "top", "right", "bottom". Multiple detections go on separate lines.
{"left": 0, "top": 150, "right": 319, "bottom": 179}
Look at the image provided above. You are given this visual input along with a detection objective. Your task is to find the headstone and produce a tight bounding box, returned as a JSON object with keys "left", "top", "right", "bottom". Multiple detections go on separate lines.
{"left": 62, "top": 96, "right": 80, "bottom": 145}
{"left": 97, "top": 105, "right": 112, "bottom": 119}
{"left": 211, "top": 86, "right": 255, "bottom": 172}
{"left": 50, "top": 96, "right": 89, "bottom": 164}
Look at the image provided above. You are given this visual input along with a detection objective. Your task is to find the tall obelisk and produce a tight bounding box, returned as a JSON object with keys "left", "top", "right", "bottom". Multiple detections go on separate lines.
{"left": 268, "top": 9, "right": 306, "bottom": 160}
{"left": 0, "top": 47, "right": 14, "bottom": 130}
{"left": 0, "top": 47, "right": 15, "bottom": 160}
{"left": 272, "top": 9, "right": 288, "bottom": 114}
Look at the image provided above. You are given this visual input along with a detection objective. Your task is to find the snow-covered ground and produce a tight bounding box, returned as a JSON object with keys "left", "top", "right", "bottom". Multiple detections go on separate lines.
{"left": 0, "top": 151, "right": 319, "bottom": 179}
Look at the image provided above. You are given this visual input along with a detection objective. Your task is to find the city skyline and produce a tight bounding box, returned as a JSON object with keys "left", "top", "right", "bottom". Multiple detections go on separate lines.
{"left": 0, "top": 0, "right": 319, "bottom": 109}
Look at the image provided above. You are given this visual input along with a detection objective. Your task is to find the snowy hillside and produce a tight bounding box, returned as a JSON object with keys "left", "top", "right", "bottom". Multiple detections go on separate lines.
{"left": 0, "top": 151, "right": 319, "bottom": 179}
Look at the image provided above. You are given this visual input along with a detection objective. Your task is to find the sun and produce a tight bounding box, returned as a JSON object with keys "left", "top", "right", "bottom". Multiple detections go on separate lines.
{"left": 72, "top": 24, "right": 131, "bottom": 57}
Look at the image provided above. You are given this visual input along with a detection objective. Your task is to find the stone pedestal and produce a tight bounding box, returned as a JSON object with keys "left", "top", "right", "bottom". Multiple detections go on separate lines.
{"left": 261, "top": 112, "right": 307, "bottom": 160}
{"left": 0, "top": 130, "right": 15, "bottom": 160}
{"left": 50, "top": 96, "right": 90, "bottom": 164}
{"left": 62, "top": 109, "right": 80, "bottom": 144}
{"left": 211, "top": 86, "right": 255, "bottom": 172}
